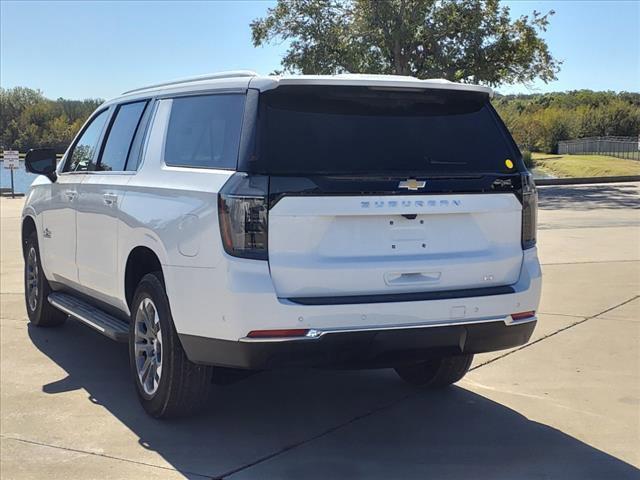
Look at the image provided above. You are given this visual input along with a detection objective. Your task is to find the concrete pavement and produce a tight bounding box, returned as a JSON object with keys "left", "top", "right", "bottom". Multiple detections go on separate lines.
{"left": 1, "top": 183, "right": 639, "bottom": 479}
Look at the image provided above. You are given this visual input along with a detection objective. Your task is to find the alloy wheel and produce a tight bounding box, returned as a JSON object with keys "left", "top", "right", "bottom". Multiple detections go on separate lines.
{"left": 26, "top": 247, "right": 39, "bottom": 311}
{"left": 134, "top": 297, "right": 163, "bottom": 396}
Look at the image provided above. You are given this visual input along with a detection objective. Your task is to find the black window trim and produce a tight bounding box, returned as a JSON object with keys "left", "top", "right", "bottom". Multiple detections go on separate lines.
{"left": 61, "top": 107, "right": 112, "bottom": 174}
{"left": 95, "top": 99, "right": 150, "bottom": 173}
{"left": 126, "top": 98, "right": 157, "bottom": 172}
{"left": 161, "top": 91, "right": 247, "bottom": 172}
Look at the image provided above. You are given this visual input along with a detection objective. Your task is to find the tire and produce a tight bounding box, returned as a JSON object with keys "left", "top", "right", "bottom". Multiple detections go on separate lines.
{"left": 24, "top": 231, "right": 67, "bottom": 327}
{"left": 394, "top": 354, "right": 474, "bottom": 387}
{"left": 129, "top": 272, "right": 213, "bottom": 418}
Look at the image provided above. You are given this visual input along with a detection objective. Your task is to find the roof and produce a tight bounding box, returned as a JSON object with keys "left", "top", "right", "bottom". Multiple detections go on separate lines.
{"left": 109, "top": 70, "right": 493, "bottom": 105}
{"left": 251, "top": 74, "right": 493, "bottom": 97}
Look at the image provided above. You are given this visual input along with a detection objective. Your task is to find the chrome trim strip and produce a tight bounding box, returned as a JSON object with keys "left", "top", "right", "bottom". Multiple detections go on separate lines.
{"left": 238, "top": 315, "right": 537, "bottom": 343}
{"left": 239, "top": 336, "right": 319, "bottom": 344}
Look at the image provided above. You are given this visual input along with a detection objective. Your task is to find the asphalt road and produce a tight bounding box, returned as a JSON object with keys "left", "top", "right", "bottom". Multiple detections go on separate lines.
{"left": 1, "top": 183, "right": 639, "bottom": 479}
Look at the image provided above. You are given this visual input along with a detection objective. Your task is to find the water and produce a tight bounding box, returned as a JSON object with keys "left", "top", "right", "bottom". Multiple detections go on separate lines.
{"left": 0, "top": 161, "right": 39, "bottom": 193}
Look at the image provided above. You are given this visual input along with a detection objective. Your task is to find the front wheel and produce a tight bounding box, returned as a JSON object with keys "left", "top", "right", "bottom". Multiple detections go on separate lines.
{"left": 129, "top": 272, "right": 213, "bottom": 418}
{"left": 24, "top": 231, "right": 67, "bottom": 327}
{"left": 394, "top": 354, "right": 474, "bottom": 387}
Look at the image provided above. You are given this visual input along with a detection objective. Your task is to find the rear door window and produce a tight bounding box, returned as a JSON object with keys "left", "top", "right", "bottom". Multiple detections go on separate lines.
{"left": 256, "top": 86, "right": 518, "bottom": 176}
{"left": 164, "top": 94, "right": 245, "bottom": 169}
{"left": 98, "top": 101, "right": 148, "bottom": 171}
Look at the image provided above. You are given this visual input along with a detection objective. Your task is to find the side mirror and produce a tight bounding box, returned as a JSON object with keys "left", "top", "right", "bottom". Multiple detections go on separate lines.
{"left": 25, "top": 148, "right": 58, "bottom": 182}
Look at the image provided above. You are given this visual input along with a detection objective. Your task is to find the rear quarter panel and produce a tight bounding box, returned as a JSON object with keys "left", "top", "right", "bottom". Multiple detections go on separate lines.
{"left": 117, "top": 98, "right": 234, "bottom": 317}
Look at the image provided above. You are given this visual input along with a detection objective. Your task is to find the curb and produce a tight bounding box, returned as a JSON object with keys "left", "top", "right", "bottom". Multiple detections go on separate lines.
{"left": 536, "top": 175, "right": 640, "bottom": 186}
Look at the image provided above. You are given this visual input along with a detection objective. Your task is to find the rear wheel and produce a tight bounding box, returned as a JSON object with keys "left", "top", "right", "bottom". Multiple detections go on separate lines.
{"left": 129, "top": 272, "right": 213, "bottom": 418}
{"left": 394, "top": 354, "right": 473, "bottom": 387}
{"left": 24, "top": 231, "right": 67, "bottom": 327}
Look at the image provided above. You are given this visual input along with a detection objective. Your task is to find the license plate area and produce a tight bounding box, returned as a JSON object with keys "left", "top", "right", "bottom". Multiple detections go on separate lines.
{"left": 387, "top": 216, "right": 428, "bottom": 252}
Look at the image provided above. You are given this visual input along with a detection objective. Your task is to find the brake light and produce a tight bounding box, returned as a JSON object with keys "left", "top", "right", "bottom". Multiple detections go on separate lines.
{"left": 521, "top": 173, "right": 537, "bottom": 249}
{"left": 218, "top": 173, "right": 269, "bottom": 260}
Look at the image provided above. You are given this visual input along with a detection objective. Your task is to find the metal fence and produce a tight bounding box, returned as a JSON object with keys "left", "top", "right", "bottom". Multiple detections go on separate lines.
{"left": 558, "top": 136, "right": 639, "bottom": 160}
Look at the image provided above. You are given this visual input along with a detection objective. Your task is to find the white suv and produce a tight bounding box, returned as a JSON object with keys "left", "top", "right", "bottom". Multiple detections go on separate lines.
{"left": 22, "top": 71, "right": 541, "bottom": 418}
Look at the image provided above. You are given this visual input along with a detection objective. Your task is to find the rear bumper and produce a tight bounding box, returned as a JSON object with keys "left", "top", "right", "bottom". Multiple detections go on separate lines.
{"left": 166, "top": 247, "right": 541, "bottom": 339}
{"left": 179, "top": 317, "right": 536, "bottom": 369}
{"left": 166, "top": 247, "right": 541, "bottom": 367}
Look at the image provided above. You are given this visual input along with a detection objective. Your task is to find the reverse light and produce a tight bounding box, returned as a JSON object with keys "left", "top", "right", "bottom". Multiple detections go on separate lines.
{"left": 511, "top": 311, "right": 536, "bottom": 321}
{"left": 218, "top": 173, "right": 269, "bottom": 260}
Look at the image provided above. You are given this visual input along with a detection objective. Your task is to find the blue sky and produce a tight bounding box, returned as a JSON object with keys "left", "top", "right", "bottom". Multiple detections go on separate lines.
{"left": 1, "top": 0, "right": 638, "bottom": 100}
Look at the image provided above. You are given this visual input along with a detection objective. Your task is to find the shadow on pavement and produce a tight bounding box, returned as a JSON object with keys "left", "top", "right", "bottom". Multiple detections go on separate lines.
{"left": 29, "top": 320, "right": 639, "bottom": 480}
{"left": 538, "top": 183, "right": 639, "bottom": 210}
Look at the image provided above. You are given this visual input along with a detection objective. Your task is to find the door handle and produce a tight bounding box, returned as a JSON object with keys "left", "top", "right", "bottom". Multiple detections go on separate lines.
{"left": 103, "top": 193, "right": 117, "bottom": 207}
{"left": 384, "top": 271, "right": 441, "bottom": 286}
{"left": 64, "top": 190, "right": 77, "bottom": 201}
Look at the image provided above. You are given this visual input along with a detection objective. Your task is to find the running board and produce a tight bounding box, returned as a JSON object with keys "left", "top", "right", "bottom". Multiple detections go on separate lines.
{"left": 48, "top": 292, "right": 129, "bottom": 342}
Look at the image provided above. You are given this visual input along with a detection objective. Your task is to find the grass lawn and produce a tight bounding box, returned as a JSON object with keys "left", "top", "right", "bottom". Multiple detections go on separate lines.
{"left": 532, "top": 153, "right": 640, "bottom": 178}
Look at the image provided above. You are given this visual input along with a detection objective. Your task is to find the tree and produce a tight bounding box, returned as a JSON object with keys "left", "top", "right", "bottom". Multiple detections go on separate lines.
{"left": 251, "top": 0, "right": 561, "bottom": 86}
{"left": 493, "top": 91, "right": 640, "bottom": 153}
{"left": 1, "top": 87, "right": 102, "bottom": 151}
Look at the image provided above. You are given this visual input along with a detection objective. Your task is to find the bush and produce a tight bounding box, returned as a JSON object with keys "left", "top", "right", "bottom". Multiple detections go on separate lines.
{"left": 493, "top": 90, "right": 640, "bottom": 155}
{"left": 522, "top": 150, "right": 535, "bottom": 169}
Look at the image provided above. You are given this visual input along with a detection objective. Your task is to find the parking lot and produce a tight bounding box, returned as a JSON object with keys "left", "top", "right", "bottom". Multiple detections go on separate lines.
{"left": 1, "top": 182, "right": 639, "bottom": 479}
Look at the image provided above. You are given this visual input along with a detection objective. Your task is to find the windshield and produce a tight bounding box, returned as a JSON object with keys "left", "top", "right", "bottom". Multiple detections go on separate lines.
{"left": 254, "top": 86, "right": 519, "bottom": 176}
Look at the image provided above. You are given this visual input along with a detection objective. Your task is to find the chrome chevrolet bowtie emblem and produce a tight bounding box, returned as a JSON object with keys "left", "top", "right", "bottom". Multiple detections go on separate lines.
{"left": 398, "top": 178, "right": 426, "bottom": 191}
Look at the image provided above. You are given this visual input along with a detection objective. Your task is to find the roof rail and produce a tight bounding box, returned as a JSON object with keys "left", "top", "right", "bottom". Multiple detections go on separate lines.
{"left": 122, "top": 70, "right": 258, "bottom": 95}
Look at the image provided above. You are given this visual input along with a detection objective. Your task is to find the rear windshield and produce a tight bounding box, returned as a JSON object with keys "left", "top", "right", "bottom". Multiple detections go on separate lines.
{"left": 254, "top": 86, "right": 519, "bottom": 176}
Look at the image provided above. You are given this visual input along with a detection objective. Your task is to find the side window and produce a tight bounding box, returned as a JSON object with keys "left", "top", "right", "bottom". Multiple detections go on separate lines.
{"left": 126, "top": 100, "right": 154, "bottom": 171}
{"left": 98, "top": 101, "right": 148, "bottom": 171}
{"left": 164, "top": 94, "right": 245, "bottom": 169}
{"left": 65, "top": 109, "right": 109, "bottom": 172}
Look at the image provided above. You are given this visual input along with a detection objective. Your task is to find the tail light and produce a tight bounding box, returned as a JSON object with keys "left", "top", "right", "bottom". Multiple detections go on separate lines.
{"left": 521, "top": 173, "right": 537, "bottom": 249}
{"left": 218, "top": 173, "right": 269, "bottom": 260}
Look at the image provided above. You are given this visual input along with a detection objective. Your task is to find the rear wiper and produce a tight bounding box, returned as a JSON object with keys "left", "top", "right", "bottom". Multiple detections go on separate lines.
{"left": 428, "top": 160, "right": 468, "bottom": 166}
